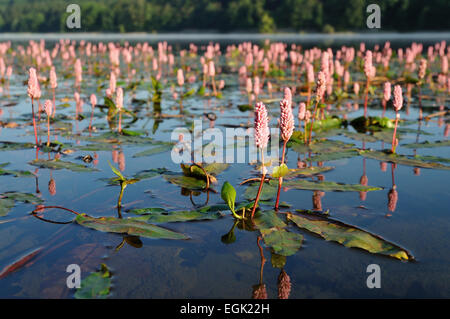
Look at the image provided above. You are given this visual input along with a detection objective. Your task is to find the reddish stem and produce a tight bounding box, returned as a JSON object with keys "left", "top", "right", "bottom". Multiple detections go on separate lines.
{"left": 251, "top": 173, "right": 266, "bottom": 219}
{"left": 31, "top": 98, "right": 38, "bottom": 146}
{"left": 391, "top": 114, "right": 399, "bottom": 153}
{"left": 275, "top": 140, "right": 287, "bottom": 210}
{"left": 364, "top": 79, "right": 370, "bottom": 118}
{"left": 308, "top": 100, "right": 319, "bottom": 145}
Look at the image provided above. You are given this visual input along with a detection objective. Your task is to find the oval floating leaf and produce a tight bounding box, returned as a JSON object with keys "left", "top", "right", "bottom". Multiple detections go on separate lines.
{"left": 359, "top": 150, "right": 450, "bottom": 170}
{"left": 401, "top": 140, "right": 450, "bottom": 149}
{"left": 128, "top": 205, "right": 225, "bottom": 223}
{"left": 29, "top": 159, "right": 99, "bottom": 172}
{"left": 287, "top": 213, "right": 412, "bottom": 261}
{"left": 75, "top": 214, "right": 188, "bottom": 240}
{"left": 74, "top": 263, "right": 111, "bottom": 299}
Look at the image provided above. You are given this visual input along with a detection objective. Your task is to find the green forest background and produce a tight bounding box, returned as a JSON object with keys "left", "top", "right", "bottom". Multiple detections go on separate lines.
{"left": 0, "top": 0, "right": 448, "bottom": 33}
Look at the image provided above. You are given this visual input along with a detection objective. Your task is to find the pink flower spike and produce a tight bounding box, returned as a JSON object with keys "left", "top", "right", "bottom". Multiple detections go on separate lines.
{"left": 177, "top": 68, "right": 184, "bottom": 86}
{"left": 283, "top": 87, "right": 292, "bottom": 107}
{"left": 27, "top": 67, "right": 40, "bottom": 99}
{"left": 383, "top": 82, "right": 391, "bottom": 102}
{"left": 254, "top": 102, "right": 270, "bottom": 149}
{"left": 44, "top": 100, "right": 53, "bottom": 117}
{"left": 364, "top": 50, "right": 373, "bottom": 78}
{"left": 393, "top": 85, "right": 403, "bottom": 111}
{"left": 109, "top": 72, "right": 116, "bottom": 93}
{"left": 90, "top": 94, "right": 97, "bottom": 108}
{"left": 280, "top": 99, "right": 294, "bottom": 142}
{"left": 116, "top": 87, "right": 123, "bottom": 110}
{"left": 49, "top": 67, "right": 57, "bottom": 89}
{"left": 298, "top": 102, "right": 306, "bottom": 121}
{"left": 208, "top": 61, "right": 215, "bottom": 77}
{"left": 353, "top": 82, "right": 360, "bottom": 95}
{"left": 316, "top": 71, "right": 326, "bottom": 100}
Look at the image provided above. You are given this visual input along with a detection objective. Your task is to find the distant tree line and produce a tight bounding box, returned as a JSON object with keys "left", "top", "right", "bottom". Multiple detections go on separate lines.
{"left": 0, "top": 0, "right": 448, "bottom": 33}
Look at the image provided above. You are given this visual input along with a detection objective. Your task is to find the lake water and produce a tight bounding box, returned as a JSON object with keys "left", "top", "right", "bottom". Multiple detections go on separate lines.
{"left": 0, "top": 33, "right": 449, "bottom": 298}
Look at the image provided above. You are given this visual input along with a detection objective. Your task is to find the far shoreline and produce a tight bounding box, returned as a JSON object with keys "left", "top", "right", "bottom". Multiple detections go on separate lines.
{"left": 1, "top": 31, "right": 449, "bottom": 42}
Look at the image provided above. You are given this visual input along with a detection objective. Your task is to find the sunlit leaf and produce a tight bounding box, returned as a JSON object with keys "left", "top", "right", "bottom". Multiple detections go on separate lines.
{"left": 401, "top": 140, "right": 450, "bottom": 149}
{"left": 287, "top": 213, "right": 412, "bottom": 261}
{"left": 133, "top": 144, "right": 173, "bottom": 158}
{"left": 307, "top": 149, "right": 359, "bottom": 162}
{"left": 128, "top": 205, "right": 225, "bottom": 223}
{"left": 283, "top": 179, "right": 382, "bottom": 192}
{"left": 359, "top": 150, "right": 450, "bottom": 170}
{"left": 259, "top": 227, "right": 303, "bottom": 257}
{"left": 29, "top": 159, "right": 99, "bottom": 172}
{"left": 163, "top": 174, "right": 207, "bottom": 190}
{"left": 75, "top": 214, "right": 188, "bottom": 239}
{"left": 0, "top": 198, "right": 15, "bottom": 217}
{"left": 0, "top": 163, "right": 33, "bottom": 177}
{"left": 284, "top": 166, "right": 334, "bottom": 177}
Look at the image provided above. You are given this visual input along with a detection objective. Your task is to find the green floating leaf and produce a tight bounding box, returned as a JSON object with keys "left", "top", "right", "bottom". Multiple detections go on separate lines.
{"left": 0, "top": 163, "right": 33, "bottom": 177}
{"left": 74, "top": 264, "right": 111, "bottom": 299}
{"left": 340, "top": 131, "right": 378, "bottom": 143}
{"left": 253, "top": 210, "right": 287, "bottom": 229}
{"left": 350, "top": 116, "right": 394, "bottom": 132}
{"left": 284, "top": 166, "right": 334, "bottom": 177}
{"left": 75, "top": 131, "right": 156, "bottom": 146}
{"left": 259, "top": 227, "right": 303, "bottom": 257}
{"left": 359, "top": 150, "right": 450, "bottom": 170}
{"left": 307, "top": 149, "right": 360, "bottom": 162}
{"left": 306, "top": 117, "right": 343, "bottom": 132}
{"left": 237, "top": 104, "right": 253, "bottom": 112}
{"left": 244, "top": 181, "right": 278, "bottom": 201}
{"left": 290, "top": 139, "right": 355, "bottom": 155}
{"left": 372, "top": 130, "right": 403, "bottom": 143}
{"left": 163, "top": 174, "right": 207, "bottom": 190}
{"left": 133, "top": 168, "right": 168, "bottom": 180}
{"left": 75, "top": 214, "right": 188, "bottom": 240}
{"left": 29, "top": 159, "right": 99, "bottom": 172}
{"left": 181, "top": 163, "right": 229, "bottom": 180}
{"left": 0, "top": 192, "right": 43, "bottom": 217}
{"left": 76, "top": 143, "right": 113, "bottom": 151}
{"left": 0, "top": 141, "right": 35, "bottom": 151}
{"left": 253, "top": 211, "right": 302, "bottom": 256}
{"left": 121, "top": 129, "right": 146, "bottom": 136}
{"left": 283, "top": 179, "right": 382, "bottom": 192}
{"left": 411, "top": 154, "right": 450, "bottom": 164}
{"left": 129, "top": 205, "right": 225, "bottom": 223}
{"left": 287, "top": 213, "right": 412, "bottom": 261}
{"left": 133, "top": 144, "right": 173, "bottom": 158}
{"left": 245, "top": 179, "right": 381, "bottom": 199}
{"left": 1, "top": 191, "right": 43, "bottom": 204}
{"left": 401, "top": 140, "right": 450, "bottom": 149}
{"left": 0, "top": 198, "right": 15, "bottom": 217}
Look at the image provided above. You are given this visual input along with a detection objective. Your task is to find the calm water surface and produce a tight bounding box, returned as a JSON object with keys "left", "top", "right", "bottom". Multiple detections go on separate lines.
{"left": 0, "top": 34, "right": 449, "bottom": 298}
